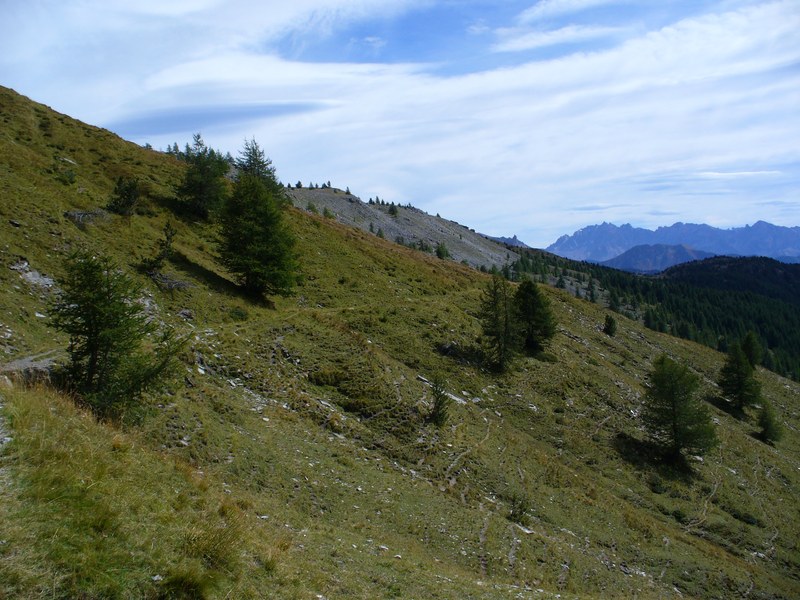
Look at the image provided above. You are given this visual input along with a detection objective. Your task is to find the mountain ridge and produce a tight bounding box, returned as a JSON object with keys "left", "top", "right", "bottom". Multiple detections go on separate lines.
{"left": 548, "top": 221, "right": 800, "bottom": 263}
{"left": 601, "top": 243, "right": 716, "bottom": 273}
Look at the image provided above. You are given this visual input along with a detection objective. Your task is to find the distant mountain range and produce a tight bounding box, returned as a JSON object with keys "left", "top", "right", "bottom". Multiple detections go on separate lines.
{"left": 601, "top": 244, "right": 715, "bottom": 273}
{"left": 547, "top": 221, "right": 800, "bottom": 269}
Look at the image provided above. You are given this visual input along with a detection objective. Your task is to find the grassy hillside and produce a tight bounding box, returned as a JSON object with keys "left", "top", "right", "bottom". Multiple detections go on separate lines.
{"left": 1, "top": 86, "right": 799, "bottom": 599}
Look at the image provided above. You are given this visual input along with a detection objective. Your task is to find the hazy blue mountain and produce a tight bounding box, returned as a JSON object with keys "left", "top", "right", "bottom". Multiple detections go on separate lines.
{"left": 547, "top": 221, "right": 800, "bottom": 262}
{"left": 486, "top": 234, "right": 530, "bottom": 248}
{"left": 601, "top": 244, "right": 715, "bottom": 273}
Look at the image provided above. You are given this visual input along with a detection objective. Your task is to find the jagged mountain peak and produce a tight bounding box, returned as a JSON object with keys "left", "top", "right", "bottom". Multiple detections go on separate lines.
{"left": 548, "top": 221, "right": 800, "bottom": 263}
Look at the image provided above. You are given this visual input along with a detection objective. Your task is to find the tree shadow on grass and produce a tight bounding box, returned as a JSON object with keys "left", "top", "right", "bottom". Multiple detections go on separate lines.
{"left": 613, "top": 431, "right": 697, "bottom": 482}
{"left": 168, "top": 250, "right": 231, "bottom": 292}
{"left": 168, "top": 250, "right": 276, "bottom": 308}
{"left": 704, "top": 393, "right": 745, "bottom": 420}
{"left": 150, "top": 193, "right": 193, "bottom": 222}
{"left": 436, "top": 340, "right": 484, "bottom": 368}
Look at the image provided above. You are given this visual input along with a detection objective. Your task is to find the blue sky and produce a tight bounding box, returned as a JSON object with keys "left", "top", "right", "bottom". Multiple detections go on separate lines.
{"left": 1, "top": 0, "right": 798, "bottom": 247}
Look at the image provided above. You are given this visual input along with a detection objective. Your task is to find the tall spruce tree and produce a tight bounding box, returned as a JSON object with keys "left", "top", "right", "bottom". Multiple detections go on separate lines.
{"left": 642, "top": 355, "right": 717, "bottom": 460}
{"left": 479, "top": 274, "right": 520, "bottom": 372}
{"left": 219, "top": 172, "right": 297, "bottom": 297}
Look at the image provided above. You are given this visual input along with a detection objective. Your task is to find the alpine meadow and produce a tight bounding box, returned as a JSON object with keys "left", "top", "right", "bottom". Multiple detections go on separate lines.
{"left": 1, "top": 86, "right": 799, "bottom": 600}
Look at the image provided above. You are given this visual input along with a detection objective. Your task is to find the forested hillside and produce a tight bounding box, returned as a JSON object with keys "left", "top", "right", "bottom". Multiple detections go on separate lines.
{"left": 510, "top": 249, "right": 800, "bottom": 381}
{"left": 1, "top": 86, "right": 799, "bottom": 599}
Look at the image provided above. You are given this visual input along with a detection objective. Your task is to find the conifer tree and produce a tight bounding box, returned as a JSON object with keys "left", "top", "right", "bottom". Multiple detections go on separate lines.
{"left": 106, "top": 176, "right": 140, "bottom": 216}
{"left": 758, "top": 400, "right": 783, "bottom": 444}
{"left": 479, "top": 274, "right": 520, "bottom": 372}
{"left": 236, "top": 138, "right": 278, "bottom": 189}
{"left": 642, "top": 355, "right": 717, "bottom": 460}
{"left": 218, "top": 173, "right": 297, "bottom": 297}
{"left": 603, "top": 314, "right": 617, "bottom": 337}
{"left": 718, "top": 343, "right": 761, "bottom": 413}
{"left": 177, "top": 134, "right": 229, "bottom": 219}
{"left": 427, "top": 376, "right": 452, "bottom": 428}
{"left": 514, "top": 280, "right": 556, "bottom": 355}
{"left": 741, "top": 330, "right": 762, "bottom": 368}
{"left": 49, "top": 250, "right": 180, "bottom": 419}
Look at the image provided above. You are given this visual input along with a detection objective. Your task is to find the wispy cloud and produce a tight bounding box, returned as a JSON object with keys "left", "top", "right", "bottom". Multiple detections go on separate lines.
{"left": 518, "top": 0, "right": 625, "bottom": 23}
{"left": 1, "top": 0, "right": 798, "bottom": 247}
{"left": 697, "top": 170, "right": 783, "bottom": 179}
{"left": 493, "top": 24, "right": 625, "bottom": 52}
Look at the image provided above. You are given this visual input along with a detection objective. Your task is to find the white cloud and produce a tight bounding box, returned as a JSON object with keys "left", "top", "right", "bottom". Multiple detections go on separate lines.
{"left": 698, "top": 171, "right": 783, "bottom": 179}
{"left": 467, "top": 20, "right": 491, "bottom": 35}
{"left": 493, "top": 24, "right": 625, "bottom": 52}
{"left": 518, "top": 0, "right": 624, "bottom": 23}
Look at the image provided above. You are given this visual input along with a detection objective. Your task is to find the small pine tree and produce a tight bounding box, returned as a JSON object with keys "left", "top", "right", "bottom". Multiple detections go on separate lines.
{"left": 49, "top": 250, "right": 180, "bottom": 420}
{"left": 427, "top": 376, "right": 452, "bottom": 428}
{"left": 603, "top": 314, "right": 617, "bottom": 337}
{"left": 758, "top": 400, "right": 783, "bottom": 444}
{"left": 642, "top": 355, "right": 717, "bottom": 460}
{"left": 106, "top": 176, "right": 140, "bottom": 216}
{"left": 435, "top": 242, "right": 450, "bottom": 260}
{"left": 388, "top": 203, "right": 398, "bottom": 216}
{"left": 140, "top": 221, "right": 177, "bottom": 273}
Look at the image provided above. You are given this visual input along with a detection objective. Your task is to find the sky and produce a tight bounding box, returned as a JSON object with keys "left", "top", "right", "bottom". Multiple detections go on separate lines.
{"left": 1, "top": 0, "right": 798, "bottom": 247}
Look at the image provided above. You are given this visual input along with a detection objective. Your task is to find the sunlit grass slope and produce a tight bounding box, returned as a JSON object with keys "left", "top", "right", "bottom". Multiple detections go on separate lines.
{"left": 1, "top": 85, "right": 799, "bottom": 599}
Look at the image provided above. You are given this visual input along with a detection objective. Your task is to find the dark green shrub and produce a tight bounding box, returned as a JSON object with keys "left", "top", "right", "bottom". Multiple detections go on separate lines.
{"left": 107, "top": 176, "right": 140, "bottom": 216}
{"left": 603, "top": 314, "right": 617, "bottom": 337}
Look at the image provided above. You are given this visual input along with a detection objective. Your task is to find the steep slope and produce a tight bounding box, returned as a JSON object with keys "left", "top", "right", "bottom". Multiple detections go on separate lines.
{"left": 602, "top": 244, "right": 716, "bottom": 273}
{"left": 548, "top": 221, "right": 800, "bottom": 263}
{"left": 1, "top": 86, "right": 799, "bottom": 599}
{"left": 286, "top": 186, "right": 520, "bottom": 269}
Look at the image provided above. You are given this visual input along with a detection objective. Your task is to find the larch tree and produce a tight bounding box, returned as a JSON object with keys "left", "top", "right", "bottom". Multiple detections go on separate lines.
{"left": 479, "top": 274, "right": 520, "bottom": 372}
{"left": 49, "top": 250, "right": 180, "bottom": 420}
{"left": 718, "top": 342, "right": 761, "bottom": 414}
{"left": 642, "top": 354, "right": 717, "bottom": 460}
{"left": 218, "top": 170, "right": 298, "bottom": 298}
{"left": 176, "top": 133, "right": 230, "bottom": 220}
{"left": 514, "top": 279, "right": 556, "bottom": 355}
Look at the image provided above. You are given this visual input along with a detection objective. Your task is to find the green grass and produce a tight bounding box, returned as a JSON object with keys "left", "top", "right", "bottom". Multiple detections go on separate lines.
{"left": 0, "top": 386, "right": 286, "bottom": 599}
{"left": 1, "top": 85, "right": 799, "bottom": 599}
